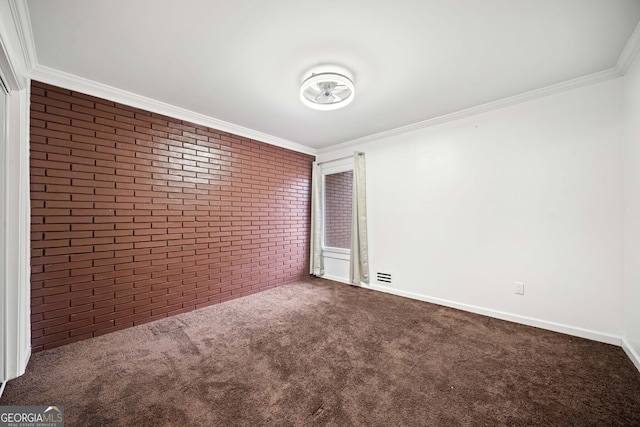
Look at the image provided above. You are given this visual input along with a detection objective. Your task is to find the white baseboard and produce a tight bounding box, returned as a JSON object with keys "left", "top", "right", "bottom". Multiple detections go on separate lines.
{"left": 622, "top": 338, "right": 640, "bottom": 373}
{"left": 0, "top": 381, "right": 6, "bottom": 400}
{"left": 361, "top": 282, "right": 622, "bottom": 346}
{"left": 320, "top": 274, "right": 351, "bottom": 285}
{"left": 315, "top": 277, "right": 639, "bottom": 371}
{"left": 30, "top": 66, "right": 315, "bottom": 156}
{"left": 22, "top": 346, "right": 31, "bottom": 374}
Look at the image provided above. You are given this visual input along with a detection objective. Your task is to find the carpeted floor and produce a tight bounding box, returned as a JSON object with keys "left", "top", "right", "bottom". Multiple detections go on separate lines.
{"left": 2, "top": 278, "right": 640, "bottom": 426}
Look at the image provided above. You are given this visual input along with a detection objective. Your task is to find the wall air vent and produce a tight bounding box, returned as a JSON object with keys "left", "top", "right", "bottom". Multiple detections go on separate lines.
{"left": 376, "top": 272, "right": 392, "bottom": 285}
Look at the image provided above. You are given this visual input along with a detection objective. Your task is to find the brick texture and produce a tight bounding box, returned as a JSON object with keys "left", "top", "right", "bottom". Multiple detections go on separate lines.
{"left": 324, "top": 171, "right": 352, "bottom": 249}
{"left": 30, "top": 81, "right": 314, "bottom": 351}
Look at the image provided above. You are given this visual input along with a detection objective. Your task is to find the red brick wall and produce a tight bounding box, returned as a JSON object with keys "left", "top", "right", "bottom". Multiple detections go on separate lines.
{"left": 324, "top": 171, "right": 352, "bottom": 249}
{"left": 30, "top": 81, "right": 314, "bottom": 351}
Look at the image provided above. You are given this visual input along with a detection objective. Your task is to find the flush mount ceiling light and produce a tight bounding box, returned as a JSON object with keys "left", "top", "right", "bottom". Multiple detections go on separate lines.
{"left": 300, "top": 67, "right": 355, "bottom": 111}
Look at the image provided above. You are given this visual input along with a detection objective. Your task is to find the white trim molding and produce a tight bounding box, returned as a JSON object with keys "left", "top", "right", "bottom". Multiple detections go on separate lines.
{"left": 9, "top": 0, "right": 317, "bottom": 158}
{"left": 10, "top": 0, "right": 640, "bottom": 159}
{"left": 29, "top": 65, "right": 316, "bottom": 156}
{"left": 622, "top": 338, "right": 640, "bottom": 374}
{"left": 0, "top": 80, "right": 32, "bottom": 385}
{"left": 0, "top": 1, "right": 26, "bottom": 90}
{"left": 0, "top": 33, "right": 19, "bottom": 91}
{"left": 0, "top": 1, "right": 33, "bottom": 385}
{"left": 321, "top": 274, "right": 351, "bottom": 285}
{"left": 320, "top": 19, "right": 640, "bottom": 155}
{"left": 318, "top": 68, "right": 621, "bottom": 155}
{"left": 361, "top": 282, "right": 622, "bottom": 346}
{"left": 322, "top": 248, "right": 350, "bottom": 261}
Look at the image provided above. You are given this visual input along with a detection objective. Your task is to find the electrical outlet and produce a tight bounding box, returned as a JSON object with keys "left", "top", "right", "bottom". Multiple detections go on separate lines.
{"left": 515, "top": 282, "right": 524, "bottom": 295}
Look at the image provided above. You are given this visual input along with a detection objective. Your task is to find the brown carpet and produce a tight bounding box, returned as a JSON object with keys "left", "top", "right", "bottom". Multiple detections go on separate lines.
{"left": 2, "top": 278, "right": 640, "bottom": 426}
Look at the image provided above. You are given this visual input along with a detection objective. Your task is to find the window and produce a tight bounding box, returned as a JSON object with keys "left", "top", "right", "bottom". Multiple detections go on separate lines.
{"left": 323, "top": 170, "right": 353, "bottom": 249}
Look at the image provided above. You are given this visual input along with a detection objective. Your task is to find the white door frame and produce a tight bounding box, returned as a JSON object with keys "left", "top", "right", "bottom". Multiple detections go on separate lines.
{"left": 0, "top": 6, "right": 31, "bottom": 392}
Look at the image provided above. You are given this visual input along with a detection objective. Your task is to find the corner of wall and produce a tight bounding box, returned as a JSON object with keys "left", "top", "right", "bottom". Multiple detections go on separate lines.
{"left": 622, "top": 338, "right": 640, "bottom": 373}
{"left": 622, "top": 35, "right": 640, "bottom": 374}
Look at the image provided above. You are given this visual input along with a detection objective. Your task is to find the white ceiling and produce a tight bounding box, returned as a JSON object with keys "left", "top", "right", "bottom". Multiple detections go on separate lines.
{"left": 25, "top": 0, "right": 640, "bottom": 150}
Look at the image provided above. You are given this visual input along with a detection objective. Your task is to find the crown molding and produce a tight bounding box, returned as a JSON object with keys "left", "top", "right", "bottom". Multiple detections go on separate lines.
{"left": 318, "top": 68, "right": 621, "bottom": 154}
{"left": 7, "top": 1, "right": 317, "bottom": 156}
{"left": 320, "top": 19, "right": 640, "bottom": 155}
{"left": 16, "top": 2, "right": 640, "bottom": 157}
{"left": 8, "top": 0, "right": 37, "bottom": 73}
{"left": 616, "top": 19, "right": 640, "bottom": 75}
{"left": 29, "top": 65, "right": 317, "bottom": 156}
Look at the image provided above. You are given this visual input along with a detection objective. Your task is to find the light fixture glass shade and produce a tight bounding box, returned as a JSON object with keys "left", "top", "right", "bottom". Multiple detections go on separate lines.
{"left": 300, "top": 72, "right": 355, "bottom": 110}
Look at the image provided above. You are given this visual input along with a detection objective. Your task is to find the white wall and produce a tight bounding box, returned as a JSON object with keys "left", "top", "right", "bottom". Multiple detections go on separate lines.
{"left": 319, "top": 78, "right": 625, "bottom": 344}
{"left": 622, "top": 52, "right": 640, "bottom": 370}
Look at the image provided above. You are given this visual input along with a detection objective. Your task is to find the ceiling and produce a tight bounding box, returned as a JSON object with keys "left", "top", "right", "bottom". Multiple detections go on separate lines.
{"left": 25, "top": 0, "right": 640, "bottom": 151}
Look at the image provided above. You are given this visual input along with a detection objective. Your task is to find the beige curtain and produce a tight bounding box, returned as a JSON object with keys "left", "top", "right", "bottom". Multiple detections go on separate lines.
{"left": 350, "top": 152, "right": 369, "bottom": 284}
{"left": 309, "top": 161, "right": 324, "bottom": 276}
